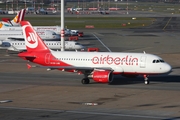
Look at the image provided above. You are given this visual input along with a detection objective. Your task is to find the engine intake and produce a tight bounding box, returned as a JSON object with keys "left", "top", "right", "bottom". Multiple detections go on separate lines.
{"left": 0, "top": 42, "right": 11, "bottom": 47}
{"left": 92, "top": 70, "right": 113, "bottom": 83}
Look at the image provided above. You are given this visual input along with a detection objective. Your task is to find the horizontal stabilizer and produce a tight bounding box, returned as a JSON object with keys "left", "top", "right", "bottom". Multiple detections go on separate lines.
{"left": 27, "top": 64, "right": 31, "bottom": 69}
{"left": 27, "top": 64, "right": 38, "bottom": 69}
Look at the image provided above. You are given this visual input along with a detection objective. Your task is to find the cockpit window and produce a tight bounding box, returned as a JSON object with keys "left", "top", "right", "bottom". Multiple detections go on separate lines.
{"left": 152, "top": 59, "right": 165, "bottom": 63}
{"left": 160, "top": 59, "right": 165, "bottom": 62}
{"left": 75, "top": 43, "right": 80, "bottom": 45}
{"left": 52, "top": 33, "right": 56, "bottom": 35}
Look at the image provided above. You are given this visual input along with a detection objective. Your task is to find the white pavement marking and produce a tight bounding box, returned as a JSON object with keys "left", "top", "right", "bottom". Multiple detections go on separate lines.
{"left": 92, "top": 33, "right": 112, "bottom": 52}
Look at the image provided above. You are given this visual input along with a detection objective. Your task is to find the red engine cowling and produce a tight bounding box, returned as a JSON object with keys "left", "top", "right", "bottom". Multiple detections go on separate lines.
{"left": 92, "top": 70, "right": 113, "bottom": 83}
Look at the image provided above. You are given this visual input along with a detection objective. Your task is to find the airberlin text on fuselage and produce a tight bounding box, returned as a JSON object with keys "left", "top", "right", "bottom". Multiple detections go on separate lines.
{"left": 92, "top": 55, "right": 138, "bottom": 65}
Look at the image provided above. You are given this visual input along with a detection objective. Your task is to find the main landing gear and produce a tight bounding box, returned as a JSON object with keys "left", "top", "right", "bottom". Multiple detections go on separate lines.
{"left": 81, "top": 78, "right": 90, "bottom": 84}
{"left": 144, "top": 75, "right": 149, "bottom": 85}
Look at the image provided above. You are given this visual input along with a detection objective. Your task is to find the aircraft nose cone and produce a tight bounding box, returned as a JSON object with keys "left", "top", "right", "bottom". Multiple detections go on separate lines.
{"left": 164, "top": 63, "right": 172, "bottom": 74}
{"left": 81, "top": 45, "right": 85, "bottom": 49}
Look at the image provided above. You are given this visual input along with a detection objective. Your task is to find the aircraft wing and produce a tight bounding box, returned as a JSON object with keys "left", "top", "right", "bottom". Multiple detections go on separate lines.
{"left": 10, "top": 45, "right": 22, "bottom": 51}
{"left": 27, "top": 64, "right": 113, "bottom": 71}
{"left": 6, "top": 37, "right": 24, "bottom": 41}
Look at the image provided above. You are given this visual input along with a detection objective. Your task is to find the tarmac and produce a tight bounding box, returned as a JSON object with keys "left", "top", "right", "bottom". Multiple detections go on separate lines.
{"left": 0, "top": 12, "right": 180, "bottom": 120}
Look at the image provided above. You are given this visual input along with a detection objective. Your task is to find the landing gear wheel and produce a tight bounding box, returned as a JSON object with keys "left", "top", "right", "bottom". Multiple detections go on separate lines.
{"left": 144, "top": 75, "right": 149, "bottom": 85}
{"left": 145, "top": 80, "right": 150, "bottom": 85}
{"left": 81, "top": 78, "right": 90, "bottom": 84}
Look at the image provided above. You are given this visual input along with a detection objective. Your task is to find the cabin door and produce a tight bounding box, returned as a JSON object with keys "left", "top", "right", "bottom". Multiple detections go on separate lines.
{"left": 45, "top": 53, "right": 51, "bottom": 64}
{"left": 140, "top": 56, "right": 146, "bottom": 68}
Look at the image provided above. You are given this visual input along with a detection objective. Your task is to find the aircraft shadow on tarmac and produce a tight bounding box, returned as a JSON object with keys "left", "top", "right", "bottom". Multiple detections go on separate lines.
{"left": 108, "top": 67, "right": 180, "bottom": 85}
{"left": 81, "top": 38, "right": 97, "bottom": 40}
{"left": 90, "top": 74, "right": 180, "bottom": 85}
{"left": 81, "top": 44, "right": 95, "bottom": 46}
{"left": 163, "top": 117, "right": 180, "bottom": 120}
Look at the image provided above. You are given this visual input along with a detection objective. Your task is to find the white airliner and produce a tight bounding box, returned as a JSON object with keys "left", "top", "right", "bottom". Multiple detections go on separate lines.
{"left": 0, "top": 30, "right": 60, "bottom": 41}
{"left": 0, "top": 9, "right": 26, "bottom": 28}
{"left": 68, "top": 7, "right": 82, "bottom": 12}
{"left": 0, "top": 8, "right": 78, "bottom": 36}
{"left": 0, "top": 40, "right": 84, "bottom": 52}
{"left": 1, "top": 25, "right": 78, "bottom": 36}
{"left": 18, "top": 21, "right": 172, "bottom": 85}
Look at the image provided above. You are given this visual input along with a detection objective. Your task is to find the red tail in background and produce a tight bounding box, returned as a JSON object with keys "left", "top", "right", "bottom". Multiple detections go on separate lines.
{"left": 16, "top": 9, "right": 26, "bottom": 23}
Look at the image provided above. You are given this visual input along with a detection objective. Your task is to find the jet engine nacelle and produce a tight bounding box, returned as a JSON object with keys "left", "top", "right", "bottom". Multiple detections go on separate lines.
{"left": 0, "top": 42, "right": 11, "bottom": 47}
{"left": 92, "top": 70, "right": 113, "bottom": 83}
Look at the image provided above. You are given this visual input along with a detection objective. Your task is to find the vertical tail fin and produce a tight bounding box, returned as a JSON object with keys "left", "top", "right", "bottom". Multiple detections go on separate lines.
{"left": 0, "top": 18, "right": 11, "bottom": 28}
{"left": 0, "top": 9, "right": 26, "bottom": 28}
{"left": 11, "top": 9, "right": 26, "bottom": 26}
{"left": 20, "top": 21, "right": 50, "bottom": 52}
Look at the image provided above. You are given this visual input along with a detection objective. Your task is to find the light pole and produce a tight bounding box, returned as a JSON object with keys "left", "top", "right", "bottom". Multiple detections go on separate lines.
{"left": 6, "top": 1, "right": 8, "bottom": 12}
{"left": 127, "top": 0, "right": 129, "bottom": 14}
{"left": 97, "top": 0, "right": 99, "bottom": 11}
{"left": 34, "top": 0, "right": 36, "bottom": 11}
{"left": 12, "top": 0, "right": 13, "bottom": 11}
{"left": 108, "top": 0, "right": 110, "bottom": 11}
{"left": 25, "top": 0, "right": 26, "bottom": 8}
{"left": 61, "top": 0, "right": 65, "bottom": 51}
{"left": 41, "top": 0, "right": 44, "bottom": 8}
{"left": 16, "top": 0, "right": 18, "bottom": 10}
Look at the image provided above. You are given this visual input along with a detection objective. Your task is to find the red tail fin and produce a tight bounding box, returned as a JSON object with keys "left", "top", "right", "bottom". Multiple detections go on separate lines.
{"left": 20, "top": 21, "right": 50, "bottom": 52}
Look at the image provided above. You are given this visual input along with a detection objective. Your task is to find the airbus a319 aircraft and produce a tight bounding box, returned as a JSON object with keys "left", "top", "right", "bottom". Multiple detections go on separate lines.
{"left": 0, "top": 40, "right": 84, "bottom": 52}
{"left": 18, "top": 21, "right": 172, "bottom": 85}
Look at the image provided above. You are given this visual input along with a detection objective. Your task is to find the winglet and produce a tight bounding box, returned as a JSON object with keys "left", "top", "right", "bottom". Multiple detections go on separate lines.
{"left": 11, "top": 45, "right": 20, "bottom": 51}
{"left": 27, "top": 64, "right": 32, "bottom": 69}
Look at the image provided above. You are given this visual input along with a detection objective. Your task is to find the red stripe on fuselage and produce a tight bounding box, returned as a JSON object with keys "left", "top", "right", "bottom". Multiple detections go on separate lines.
{"left": 18, "top": 51, "right": 72, "bottom": 67}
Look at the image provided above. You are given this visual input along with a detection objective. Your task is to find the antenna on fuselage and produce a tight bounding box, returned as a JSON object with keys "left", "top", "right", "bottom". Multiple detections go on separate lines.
{"left": 143, "top": 51, "right": 146, "bottom": 54}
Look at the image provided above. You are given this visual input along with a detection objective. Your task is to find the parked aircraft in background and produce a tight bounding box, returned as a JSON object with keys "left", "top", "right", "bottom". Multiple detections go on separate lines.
{"left": 36, "top": 8, "right": 48, "bottom": 14}
{"left": 0, "top": 30, "right": 60, "bottom": 41}
{"left": 0, "top": 40, "right": 84, "bottom": 52}
{"left": 67, "top": 7, "right": 82, "bottom": 12}
{"left": 0, "top": 9, "right": 79, "bottom": 36}
{"left": 0, "top": 9, "right": 26, "bottom": 28}
{"left": 0, "top": 25, "right": 79, "bottom": 36}
{"left": 18, "top": 21, "right": 172, "bottom": 85}
{"left": 33, "top": 26, "right": 79, "bottom": 36}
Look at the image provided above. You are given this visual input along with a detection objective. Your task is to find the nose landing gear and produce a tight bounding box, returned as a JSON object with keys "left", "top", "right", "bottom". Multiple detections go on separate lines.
{"left": 144, "top": 75, "right": 149, "bottom": 85}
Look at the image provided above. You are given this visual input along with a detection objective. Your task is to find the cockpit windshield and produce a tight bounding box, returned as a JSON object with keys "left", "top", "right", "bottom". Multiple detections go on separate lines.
{"left": 152, "top": 59, "right": 165, "bottom": 63}
{"left": 75, "top": 43, "right": 80, "bottom": 45}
